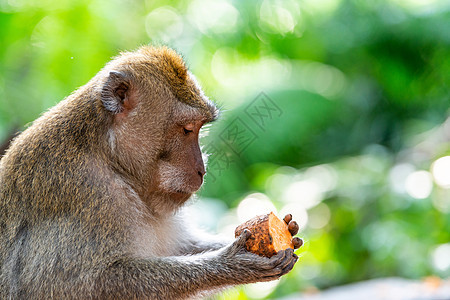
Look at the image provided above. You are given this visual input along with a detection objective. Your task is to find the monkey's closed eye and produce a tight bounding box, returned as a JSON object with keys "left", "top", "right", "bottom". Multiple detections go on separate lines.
{"left": 183, "top": 128, "right": 193, "bottom": 135}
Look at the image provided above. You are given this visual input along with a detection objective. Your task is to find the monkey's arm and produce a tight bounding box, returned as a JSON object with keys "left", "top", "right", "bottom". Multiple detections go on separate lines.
{"left": 101, "top": 254, "right": 227, "bottom": 299}
{"left": 99, "top": 231, "right": 297, "bottom": 299}
{"left": 179, "top": 230, "right": 229, "bottom": 255}
{"left": 172, "top": 214, "right": 229, "bottom": 255}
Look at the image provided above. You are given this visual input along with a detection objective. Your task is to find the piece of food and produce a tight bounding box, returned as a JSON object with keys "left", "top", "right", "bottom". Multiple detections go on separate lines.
{"left": 235, "top": 212, "right": 294, "bottom": 258}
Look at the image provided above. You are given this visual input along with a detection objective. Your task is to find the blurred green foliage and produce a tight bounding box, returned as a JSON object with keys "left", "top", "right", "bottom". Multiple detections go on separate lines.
{"left": 1, "top": 0, "right": 449, "bottom": 298}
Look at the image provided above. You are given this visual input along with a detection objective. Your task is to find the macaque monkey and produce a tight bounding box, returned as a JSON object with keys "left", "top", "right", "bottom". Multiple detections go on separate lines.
{"left": 0, "top": 46, "right": 301, "bottom": 299}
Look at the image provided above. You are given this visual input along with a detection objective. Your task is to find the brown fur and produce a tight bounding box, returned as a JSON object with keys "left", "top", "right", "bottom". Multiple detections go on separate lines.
{"left": 0, "top": 46, "right": 298, "bottom": 299}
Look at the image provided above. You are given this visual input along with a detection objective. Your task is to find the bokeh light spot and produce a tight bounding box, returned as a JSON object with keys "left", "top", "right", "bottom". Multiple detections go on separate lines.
{"left": 237, "top": 193, "right": 277, "bottom": 223}
{"left": 283, "top": 179, "right": 324, "bottom": 209}
{"left": 259, "top": 0, "right": 298, "bottom": 35}
{"left": 145, "top": 7, "right": 183, "bottom": 43}
{"left": 244, "top": 280, "right": 279, "bottom": 299}
{"left": 405, "top": 170, "right": 433, "bottom": 199}
{"left": 308, "top": 203, "right": 331, "bottom": 229}
{"left": 389, "top": 163, "right": 415, "bottom": 194}
{"left": 187, "top": 0, "right": 239, "bottom": 34}
{"left": 431, "top": 243, "right": 450, "bottom": 274}
{"left": 431, "top": 156, "right": 450, "bottom": 189}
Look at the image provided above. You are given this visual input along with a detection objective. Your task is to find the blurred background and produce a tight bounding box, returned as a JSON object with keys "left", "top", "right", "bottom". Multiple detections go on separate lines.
{"left": 0, "top": 0, "right": 449, "bottom": 298}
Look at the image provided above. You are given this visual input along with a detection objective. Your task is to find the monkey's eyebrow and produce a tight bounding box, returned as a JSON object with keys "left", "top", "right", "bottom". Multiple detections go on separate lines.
{"left": 203, "top": 111, "right": 221, "bottom": 124}
{"left": 205, "top": 107, "right": 220, "bottom": 123}
{"left": 203, "top": 117, "right": 217, "bottom": 124}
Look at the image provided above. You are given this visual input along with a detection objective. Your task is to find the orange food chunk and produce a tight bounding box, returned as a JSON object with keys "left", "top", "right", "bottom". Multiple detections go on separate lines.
{"left": 235, "top": 212, "right": 294, "bottom": 258}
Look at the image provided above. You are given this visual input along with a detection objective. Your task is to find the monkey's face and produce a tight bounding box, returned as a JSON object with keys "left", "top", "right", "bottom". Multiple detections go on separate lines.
{"left": 111, "top": 94, "right": 211, "bottom": 203}
{"left": 151, "top": 79, "right": 217, "bottom": 203}
{"left": 155, "top": 109, "right": 207, "bottom": 202}
{"left": 101, "top": 47, "right": 217, "bottom": 204}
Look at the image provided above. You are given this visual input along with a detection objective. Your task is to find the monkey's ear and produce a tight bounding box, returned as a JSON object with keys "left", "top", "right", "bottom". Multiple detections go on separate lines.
{"left": 101, "top": 71, "right": 133, "bottom": 114}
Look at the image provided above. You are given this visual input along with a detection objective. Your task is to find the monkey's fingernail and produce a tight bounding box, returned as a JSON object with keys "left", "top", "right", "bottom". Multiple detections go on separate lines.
{"left": 284, "top": 214, "right": 292, "bottom": 224}
{"left": 242, "top": 229, "right": 252, "bottom": 238}
{"left": 293, "top": 237, "right": 303, "bottom": 249}
{"left": 288, "top": 221, "right": 298, "bottom": 232}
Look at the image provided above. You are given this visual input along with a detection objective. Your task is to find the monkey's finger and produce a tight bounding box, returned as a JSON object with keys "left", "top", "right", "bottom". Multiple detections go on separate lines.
{"left": 267, "top": 249, "right": 297, "bottom": 277}
{"left": 270, "top": 249, "right": 288, "bottom": 265}
{"left": 288, "top": 221, "right": 299, "bottom": 236}
{"left": 235, "top": 229, "right": 252, "bottom": 247}
{"left": 292, "top": 237, "right": 303, "bottom": 249}
{"left": 283, "top": 214, "right": 292, "bottom": 224}
{"left": 267, "top": 248, "right": 293, "bottom": 274}
{"left": 229, "top": 230, "right": 252, "bottom": 255}
{"left": 280, "top": 254, "right": 298, "bottom": 276}
{"left": 277, "top": 248, "right": 294, "bottom": 269}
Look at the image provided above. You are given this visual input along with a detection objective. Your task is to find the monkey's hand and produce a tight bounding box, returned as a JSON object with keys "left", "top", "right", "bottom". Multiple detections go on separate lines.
{"left": 283, "top": 213, "right": 303, "bottom": 249}
{"left": 218, "top": 230, "right": 298, "bottom": 284}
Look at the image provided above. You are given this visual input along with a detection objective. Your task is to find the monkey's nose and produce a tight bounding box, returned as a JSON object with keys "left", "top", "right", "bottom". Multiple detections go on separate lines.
{"left": 196, "top": 170, "right": 205, "bottom": 186}
{"left": 197, "top": 164, "right": 206, "bottom": 180}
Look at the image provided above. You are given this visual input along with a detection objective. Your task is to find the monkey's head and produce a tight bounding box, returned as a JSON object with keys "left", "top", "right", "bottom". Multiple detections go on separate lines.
{"left": 98, "top": 46, "right": 218, "bottom": 205}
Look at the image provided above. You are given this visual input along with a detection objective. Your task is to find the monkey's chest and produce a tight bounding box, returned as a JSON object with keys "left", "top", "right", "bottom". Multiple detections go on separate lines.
{"left": 131, "top": 223, "right": 179, "bottom": 257}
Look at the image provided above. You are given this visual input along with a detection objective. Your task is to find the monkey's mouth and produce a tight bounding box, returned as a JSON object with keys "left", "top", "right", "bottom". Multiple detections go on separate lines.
{"left": 174, "top": 189, "right": 191, "bottom": 195}
{"left": 163, "top": 187, "right": 193, "bottom": 197}
{"left": 166, "top": 189, "right": 193, "bottom": 203}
